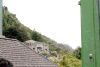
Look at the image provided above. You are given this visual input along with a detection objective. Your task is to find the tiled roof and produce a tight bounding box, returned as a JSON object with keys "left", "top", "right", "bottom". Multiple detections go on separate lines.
{"left": 0, "top": 36, "right": 58, "bottom": 67}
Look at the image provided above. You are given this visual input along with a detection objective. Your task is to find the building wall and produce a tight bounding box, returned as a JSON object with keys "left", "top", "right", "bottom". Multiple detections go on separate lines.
{"left": 25, "top": 40, "right": 49, "bottom": 53}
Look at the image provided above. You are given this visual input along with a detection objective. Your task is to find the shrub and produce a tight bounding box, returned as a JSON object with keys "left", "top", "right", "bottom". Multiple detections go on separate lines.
{"left": 51, "top": 51, "right": 57, "bottom": 56}
{"left": 40, "top": 52, "right": 49, "bottom": 56}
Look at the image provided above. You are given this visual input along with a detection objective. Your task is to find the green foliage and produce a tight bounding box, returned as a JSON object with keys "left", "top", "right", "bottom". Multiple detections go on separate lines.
{"left": 50, "top": 52, "right": 81, "bottom": 67}
{"left": 51, "top": 51, "right": 57, "bottom": 56}
{"left": 40, "top": 52, "right": 50, "bottom": 56}
{"left": 58, "top": 43, "right": 74, "bottom": 54}
{"left": 3, "top": 6, "right": 32, "bottom": 42}
{"left": 32, "top": 30, "right": 43, "bottom": 42}
{"left": 3, "top": 26, "right": 31, "bottom": 42}
{"left": 59, "top": 54, "right": 81, "bottom": 67}
{"left": 55, "top": 48, "right": 61, "bottom": 53}
{"left": 73, "top": 47, "right": 81, "bottom": 59}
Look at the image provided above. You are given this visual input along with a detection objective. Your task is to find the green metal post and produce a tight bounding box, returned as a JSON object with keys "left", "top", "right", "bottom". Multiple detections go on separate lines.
{"left": 81, "top": 0, "right": 100, "bottom": 67}
{"left": 0, "top": 0, "right": 2, "bottom": 35}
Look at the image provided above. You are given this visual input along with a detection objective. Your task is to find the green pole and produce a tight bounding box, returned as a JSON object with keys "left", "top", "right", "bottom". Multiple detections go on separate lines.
{"left": 0, "top": 0, "right": 2, "bottom": 35}
{"left": 81, "top": 0, "right": 100, "bottom": 67}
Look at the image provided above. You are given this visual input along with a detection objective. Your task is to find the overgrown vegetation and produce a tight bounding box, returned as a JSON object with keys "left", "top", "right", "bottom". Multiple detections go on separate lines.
{"left": 73, "top": 47, "right": 81, "bottom": 60}
{"left": 48, "top": 51, "right": 81, "bottom": 67}
{"left": 3, "top": 6, "right": 81, "bottom": 67}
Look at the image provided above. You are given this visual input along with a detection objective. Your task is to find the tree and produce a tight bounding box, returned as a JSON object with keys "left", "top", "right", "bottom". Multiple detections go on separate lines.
{"left": 32, "top": 30, "right": 43, "bottom": 42}
{"left": 73, "top": 47, "right": 81, "bottom": 59}
{"left": 3, "top": 26, "right": 30, "bottom": 42}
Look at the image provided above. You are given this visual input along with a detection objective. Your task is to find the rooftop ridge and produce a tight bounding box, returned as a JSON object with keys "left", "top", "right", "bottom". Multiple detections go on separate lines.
{"left": 0, "top": 36, "right": 18, "bottom": 41}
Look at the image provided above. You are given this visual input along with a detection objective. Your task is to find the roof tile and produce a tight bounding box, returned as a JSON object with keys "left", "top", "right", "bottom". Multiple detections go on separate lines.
{"left": 0, "top": 37, "right": 58, "bottom": 67}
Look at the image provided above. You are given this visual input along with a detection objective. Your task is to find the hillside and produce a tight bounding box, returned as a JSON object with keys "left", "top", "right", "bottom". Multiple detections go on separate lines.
{"left": 3, "top": 6, "right": 74, "bottom": 52}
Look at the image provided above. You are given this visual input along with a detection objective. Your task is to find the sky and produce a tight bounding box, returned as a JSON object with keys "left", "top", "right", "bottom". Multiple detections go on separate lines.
{"left": 3, "top": 0, "right": 81, "bottom": 49}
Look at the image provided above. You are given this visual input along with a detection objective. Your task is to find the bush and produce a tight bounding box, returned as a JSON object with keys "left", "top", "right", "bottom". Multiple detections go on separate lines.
{"left": 40, "top": 52, "right": 49, "bottom": 56}
{"left": 51, "top": 51, "right": 57, "bottom": 56}
{"left": 49, "top": 52, "right": 82, "bottom": 67}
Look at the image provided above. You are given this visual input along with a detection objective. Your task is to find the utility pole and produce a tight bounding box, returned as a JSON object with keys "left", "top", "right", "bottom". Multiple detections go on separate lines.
{"left": 0, "top": 0, "right": 2, "bottom": 35}
{"left": 81, "top": 0, "right": 100, "bottom": 67}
